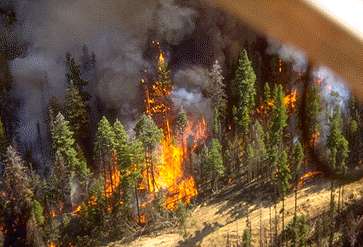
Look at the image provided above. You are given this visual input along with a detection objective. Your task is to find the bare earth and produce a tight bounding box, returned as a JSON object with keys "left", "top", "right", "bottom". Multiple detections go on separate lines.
{"left": 106, "top": 177, "right": 363, "bottom": 247}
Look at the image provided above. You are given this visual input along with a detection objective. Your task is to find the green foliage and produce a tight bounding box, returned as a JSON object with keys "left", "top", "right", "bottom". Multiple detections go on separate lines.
{"left": 207, "top": 139, "right": 225, "bottom": 177}
{"left": 32, "top": 199, "right": 45, "bottom": 225}
{"left": 327, "top": 108, "right": 349, "bottom": 174}
{"left": 134, "top": 114, "right": 163, "bottom": 151}
{"left": 175, "top": 202, "right": 189, "bottom": 237}
{"left": 232, "top": 49, "right": 256, "bottom": 134}
{"left": 65, "top": 53, "right": 89, "bottom": 101}
{"left": 212, "top": 107, "right": 222, "bottom": 139}
{"left": 263, "top": 82, "right": 272, "bottom": 105}
{"left": 268, "top": 85, "right": 288, "bottom": 175}
{"left": 271, "top": 84, "right": 288, "bottom": 145}
{"left": 64, "top": 83, "right": 89, "bottom": 141}
{"left": 305, "top": 84, "right": 322, "bottom": 143}
{"left": 284, "top": 215, "right": 310, "bottom": 247}
{"left": 175, "top": 109, "right": 188, "bottom": 138}
{"left": 94, "top": 116, "right": 116, "bottom": 162}
{"left": 292, "top": 141, "right": 304, "bottom": 181}
{"left": 242, "top": 228, "right": 252, "bottom": 247}
{"left": 277, "top": 150, "right": 291, "bottom": 196}
{"left": 51, "top": 113, "right": 89, "bottom": 178}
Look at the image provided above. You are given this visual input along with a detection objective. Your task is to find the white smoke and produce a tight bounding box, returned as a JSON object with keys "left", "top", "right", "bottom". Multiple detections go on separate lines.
{"left": 173, "top": 66, "right": 212, "bottom": 121}
{"left": 267, "top": 38, "right": 308, "bottom": 73}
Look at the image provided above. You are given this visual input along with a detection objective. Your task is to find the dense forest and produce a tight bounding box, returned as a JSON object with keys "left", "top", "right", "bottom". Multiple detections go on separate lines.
{"left": 1, "top": 1, "right": 363, "bottom": 247}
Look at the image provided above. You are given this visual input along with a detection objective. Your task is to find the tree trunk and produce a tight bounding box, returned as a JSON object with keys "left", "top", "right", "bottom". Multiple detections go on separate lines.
{"left": 135, "top": 184, "right": 141, "bottom": 223}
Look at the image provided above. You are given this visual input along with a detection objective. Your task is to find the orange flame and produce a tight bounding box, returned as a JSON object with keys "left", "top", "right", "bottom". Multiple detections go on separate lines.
{"left": 48, "top": 242, "right": 56, "bottom": 247}
{"left": 298, "top": 171, "right": 322, "bottom": 188}
{"left": 310, "top": 130, "right": 320, "bottom": 146}
{"left": 284, "top": 89, "right": 297, "bottom": 110}
{"left": 49, "top": 210, "right": 57, "bottom": 218}
{"left": 72, "top": 205, "right": 82, "bottom": 215}
{"left": 139, "top": 214, "right": 147, "bottom": 225}
{"left": 104, "top": 152, "right": 121, "bottom": 198}
{"left": 278, "top": 58, "right": 283, "bottom": 73}
{"left": 139, "top": 44, "right": 204, "bottom": 211}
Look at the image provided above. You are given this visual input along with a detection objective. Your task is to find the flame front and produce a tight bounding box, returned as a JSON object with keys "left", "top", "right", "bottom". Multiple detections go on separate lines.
{"left": 104, "top": 152, "right": 121, "bottom": 198}
{"left": 298, "top": 171, "right": 323, "bottom": 188}
{"left": 139, "top": 44, "right": 204, "bottom": 210}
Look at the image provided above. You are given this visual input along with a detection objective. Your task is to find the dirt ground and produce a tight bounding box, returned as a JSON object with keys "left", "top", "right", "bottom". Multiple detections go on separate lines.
{"left": 106, "top": 176, "right": 363, "bottom": 247}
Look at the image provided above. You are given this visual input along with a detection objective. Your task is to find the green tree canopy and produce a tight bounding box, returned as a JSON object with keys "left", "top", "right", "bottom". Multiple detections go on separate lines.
{"left": 232, "top": 49, "right": 256, "bottom": 134}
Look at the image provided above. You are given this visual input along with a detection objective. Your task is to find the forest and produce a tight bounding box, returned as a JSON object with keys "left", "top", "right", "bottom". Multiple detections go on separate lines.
{"left": 0, "top": 1, "right": 363, "bottom": 247}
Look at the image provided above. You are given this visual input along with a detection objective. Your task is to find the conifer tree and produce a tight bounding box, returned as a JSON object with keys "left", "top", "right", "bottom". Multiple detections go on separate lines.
{"left": 205, "top": 138, "right": 224, "bottom": 191}
{"left": 134, "top": 114, "right": 163, "bottom": 191}
{"left": 94, "top": 117, "right": 118, "bottom": 196}
{"left": 212, "top": 107, "right": 222, "bottom": 140}
{"left": 247, "top": 120, "right": 267, "bottom": 180}
{"left": 327, "top": 108, "right": 349, "bottom": 175}
{"left": 64, "top": 83, "right": 89, "bottom": 142}
{"left": 232, "top": 49, "right": 256, "bottom": 134}
{"left": 175, "top": 109, "right": 188, "bottom": 140}
{"left": 268, "top": 85, "right": 288, "bottom": 178}
{"left": 207, "top": 60, "right": 227, "bottom": 118}
{"left": 277, "top": 150, "right": 291, "bottom": 241}
{"left": 51, "top": 113, "right": 89, "bottom": 178}
{"left": 292, "top": 141, "right": 304, "bottom": 218}
{"left": 65, "top": 53, "right": 89, "bottom": 101}
{"left": 113, "top": 119, "right": 128, "bottom": 166}
{"left": 1, "top": 146, "right": 33, "bottom": 246}
{"left": 305, "top": 84, "right": 321, "bottom": 146}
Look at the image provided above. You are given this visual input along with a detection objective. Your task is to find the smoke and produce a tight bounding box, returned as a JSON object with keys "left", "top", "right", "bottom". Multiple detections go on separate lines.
{"left": 172, "top": 66, "right": 212, "bottom": 121}
{"left": 7, "top": 0, "right": 199, "bottom": 161}
{"left": 267, "top": 38, "right": 308, "bottom": 73}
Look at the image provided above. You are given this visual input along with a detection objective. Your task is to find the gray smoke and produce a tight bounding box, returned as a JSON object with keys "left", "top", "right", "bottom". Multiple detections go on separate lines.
{"left": 173, "top": 66, "right": 212, "bottom": 121}
{"left": 267, "top": 38, "right": 308, "bottom": 73}
{"left": 8, "top": 0, "right": 199, "bottom": 162}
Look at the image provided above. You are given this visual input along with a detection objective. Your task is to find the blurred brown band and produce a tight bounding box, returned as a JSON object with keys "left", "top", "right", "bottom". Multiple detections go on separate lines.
{"left": 212, "top": 0, "right": 363, "bottom": 98}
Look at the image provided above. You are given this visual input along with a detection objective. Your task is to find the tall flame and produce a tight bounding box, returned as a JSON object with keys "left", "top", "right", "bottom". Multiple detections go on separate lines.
{"left": 104, "top": 152, "right": 121, "bottom": 198}
{"left": 139, "top": 43, "right": 204, "bottom": 210}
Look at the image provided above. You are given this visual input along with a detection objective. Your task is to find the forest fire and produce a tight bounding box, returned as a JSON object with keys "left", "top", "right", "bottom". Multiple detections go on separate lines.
{"left": 298, "top": 171, "right": 323, "bottom": 188}
{"left": 138, "top": 45, "right": 204, "bottom": 210}
{"left": 310, "top": 130, "right": 320, "bottom": 146}
{"left": 284, "top": 89, "right": 297, "bottom": 110}
{"left": 104, "top": 154, "right": 121, "bottom": 198}
{"left": 48, "top": 242, "right": 56, "bottom": 247}
{"left": 258, "top": 89, "right": 297, "bottom": 114}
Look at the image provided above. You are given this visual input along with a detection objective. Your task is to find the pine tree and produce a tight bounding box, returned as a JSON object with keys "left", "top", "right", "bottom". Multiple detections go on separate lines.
{"left": 232, "top": 49, "right": 256, "bottom": 134}
{"left": 134, "top": 114, "right": 163, "bottom": 191}
{"left": 277, "top": 150, "right": 291, "bottom": 243}
{"left": 1, "top": 146, "right": 33, "bottom": 246}
{"left": 64, "top": 83, "right": 89, "bottom": 142}
{"left": 207, "top": 60, "right": 227, "bottom": 118}
{"left": 268, "top": 85, "right": 288, "bottom": 179}
{"left": 327, "top": 108, "right": 349, "bottom": 175}
{"left": 247, "top": 120, "right": 267, "bottom": 180}
{"left": 305, "top": 84, "right": 321, "bottom": 146}
{"left": 51, "top": 113, "right": 89, "bottom": 178}
{"left": 113, "top": 119, "right": 128, "bottom": 167}
{"left": 292, "top": 141, "right": 304, "bottom": 219}
{"left": 212, "top": 107, "right": 222, "bottom": 140}
{"left": 175, "top": 109, "right": 188, "bottom": 140}
{"left": 206, "top": 138, "right": 224, "bottom": 191}
{"left": 94, "top": 117, "right": 118, "bottom": 197}
{"left": 65, "top": 53, "right": 89, "bottom": 101}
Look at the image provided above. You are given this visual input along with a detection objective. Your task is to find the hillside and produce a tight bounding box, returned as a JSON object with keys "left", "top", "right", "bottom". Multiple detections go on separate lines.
{"left": 108, "top": 176, "right": 363, "bottom": 247}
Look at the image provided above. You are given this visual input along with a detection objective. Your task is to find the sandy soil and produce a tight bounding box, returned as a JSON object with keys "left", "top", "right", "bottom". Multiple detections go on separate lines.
{"left": 106, "top": 177, "right": 363, "bottom": 247}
